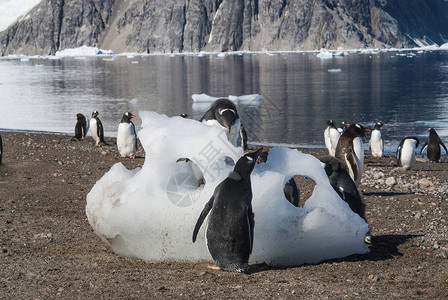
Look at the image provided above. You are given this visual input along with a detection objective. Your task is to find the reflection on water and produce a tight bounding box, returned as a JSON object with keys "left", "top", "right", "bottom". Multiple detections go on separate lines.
{"left": 0, "top": 51, "right": 448, "bottom": 153}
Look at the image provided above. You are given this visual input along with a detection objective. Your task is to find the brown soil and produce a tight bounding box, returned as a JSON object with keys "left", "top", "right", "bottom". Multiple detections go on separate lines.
{"left": 1, "top": 131, "right": 447, "bottom": 299}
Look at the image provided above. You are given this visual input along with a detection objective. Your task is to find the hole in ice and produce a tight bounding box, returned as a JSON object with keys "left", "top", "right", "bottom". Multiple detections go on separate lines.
{"left": 285, "top": 175, "right": 316, "bottom": 208}
{"left": 166, "top": 158, "right": 204, "bottom": 207}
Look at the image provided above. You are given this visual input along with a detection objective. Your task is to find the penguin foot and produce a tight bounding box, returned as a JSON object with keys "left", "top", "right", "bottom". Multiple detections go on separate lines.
{"left": 207, "top": 265, "right": 221, "bottom": 271}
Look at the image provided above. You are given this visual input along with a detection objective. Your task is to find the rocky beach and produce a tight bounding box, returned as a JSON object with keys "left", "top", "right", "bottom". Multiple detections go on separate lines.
{"left": 0, "top": 131, "right": 447, "bottom": 299}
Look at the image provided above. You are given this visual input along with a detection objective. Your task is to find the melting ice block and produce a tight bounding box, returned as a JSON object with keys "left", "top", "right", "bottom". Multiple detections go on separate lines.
{"left": 86, "top": 111, "right": 369, "bottom": 266}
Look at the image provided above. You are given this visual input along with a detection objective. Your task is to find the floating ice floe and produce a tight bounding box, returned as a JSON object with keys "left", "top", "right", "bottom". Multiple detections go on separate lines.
{"left": 55, "top": 45, "right": 115, "bottom": 58}
{"left": 86, "top": 111, "right": 370, "bottom": 266}
{"left": 191, "top": 93, "right": 262, "bottom": 104}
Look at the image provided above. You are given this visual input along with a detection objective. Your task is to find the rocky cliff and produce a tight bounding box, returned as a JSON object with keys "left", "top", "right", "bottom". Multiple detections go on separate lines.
{"left": 1, "top": 0, "right": 448, "bottom": 56}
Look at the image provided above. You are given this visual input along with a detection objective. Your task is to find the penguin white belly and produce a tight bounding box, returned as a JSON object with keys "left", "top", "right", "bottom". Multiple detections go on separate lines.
{"left": 117, "top": 123, "right": 137, "bottom": 157}
{"left": 370, "top": 130, "right": 383, "bottom": 157}
{"left": 90, "top": 118, "right": 99, "bottom": 143}
{"left": 400, "top": 140, "right": 417, "bottom": 169}
{"left": 324, "top": 127, "right": 332, "bottom": 155}
{"left": 344, "top": 153, "right": 356, "bottom": 182}
{"left": 353, "top": 137, "right": 364, "bottom": 184}
{"left": 329, "top": 128, "right": 340, "bottom": 156}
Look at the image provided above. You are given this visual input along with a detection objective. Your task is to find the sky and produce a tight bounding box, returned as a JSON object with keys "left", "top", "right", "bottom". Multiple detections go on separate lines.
{"left": 0, "top": 0, "right": 41, "bottom": 31}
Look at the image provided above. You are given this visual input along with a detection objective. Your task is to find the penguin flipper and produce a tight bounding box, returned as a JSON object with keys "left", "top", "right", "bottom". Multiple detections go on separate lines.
{"left": 248, "top": 204, "right": 255, "bottom": 254}
{"left": 192, "top": 195, "right": 215, "bottom": 243}
{"left": 396, "top": 145, "right": 402, "bottom": 166}
{"left": 420, "top": 141, "right": 428, "bottom": 154}
{"left": 240, "top": 123, "right": 248, "bottom": 150}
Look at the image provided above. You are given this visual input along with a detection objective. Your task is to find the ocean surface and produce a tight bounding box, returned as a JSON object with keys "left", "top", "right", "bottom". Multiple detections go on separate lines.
{"left": 1, "top": 49, "right": 448, "bottom": 153}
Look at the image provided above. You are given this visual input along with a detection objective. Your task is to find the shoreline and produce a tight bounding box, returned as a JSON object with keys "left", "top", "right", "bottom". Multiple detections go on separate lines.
{"left": 0, "top": 131, "right": 447, "bottom": 298}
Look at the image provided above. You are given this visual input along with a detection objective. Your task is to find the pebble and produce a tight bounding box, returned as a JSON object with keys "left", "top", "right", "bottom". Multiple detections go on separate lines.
{"left": 385, "top": 177, "right": 397, "bottom": 186}
{"left": 414, "top": 211, "right": 422, "bottom": 219}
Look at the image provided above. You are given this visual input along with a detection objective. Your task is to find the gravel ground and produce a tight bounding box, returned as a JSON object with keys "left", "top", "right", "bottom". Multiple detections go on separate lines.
{"left": 0, "top": 131, "right": 447, "bottom": 299}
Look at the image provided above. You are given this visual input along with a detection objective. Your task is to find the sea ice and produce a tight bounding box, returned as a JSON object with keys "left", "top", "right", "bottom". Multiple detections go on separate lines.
{"left": 192, "top": 93, "right": 262, "bottom": 104}
{"left": 86, "top": 111, "right": 370, "bottom": 266}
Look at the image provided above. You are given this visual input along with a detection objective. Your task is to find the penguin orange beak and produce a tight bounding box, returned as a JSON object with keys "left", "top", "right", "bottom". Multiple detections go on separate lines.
{"left": 131, "top": 115, "right": 135, "bottom": 118}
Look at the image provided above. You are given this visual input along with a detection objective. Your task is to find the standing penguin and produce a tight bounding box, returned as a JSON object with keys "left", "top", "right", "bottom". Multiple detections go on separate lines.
{"left": 74, "top": 113, "right": 88, "bottom": 140}
{"left": 200, "top": 99, "right": 248, "bottom": 150}
{"left": 0, "top": 132, "right": 3, "bottom": 165}
{"left": 117, "top": 112, "right": 137, "bottom": 158}
{"left": 319, "top": 156, "right": 370, "bottom": 243}
{"left": 335, "top": 124, "right": 371, "bottom": 185}
{"left": 90, "top": 111, "right": 106, "bottom": 146}
{"left": 192, "top": 149, "right": 262, "bottom": 273}
{"left": 369, "top": 122, "right": 387, "bottom": 157}
{"left": 324, "top": 120, "right": 340, "bottom": 156}
{"left": 420, "top": 128, "right": 448, "bottom": 162}
{"left": 396, "top": 137, "right": 419, "bottom": 170}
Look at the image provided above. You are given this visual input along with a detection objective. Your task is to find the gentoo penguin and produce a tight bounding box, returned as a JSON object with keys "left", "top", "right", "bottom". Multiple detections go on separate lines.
{"left": 117, "top": 112, "right": 137, "bottom": 158}
{"left": 396, "top": 137, "right": 419, "bottom": 170}
{"left": 335, "top": 124, "right": 371, "bottom": 185}
{"left": 257, "top": 151, "right": 299, "bottom": 206}
{"left": 180, "top": 113, "right": 190, "bottom": 118}
{"left": 90, "top": 111, "right": 106, "bottom": 146}
{"left": 192, "top": 149, "right": 262, "bottom": 273}
{"left": 369, "top": 122, "right": 386, "bottom": 157}
{"left": 0, "top": 132, "right": 3, "bottom": 165}
{"left": 338, "top": 121, "right": 349, "bottom": 133}
{"left": 74, "top": 113, "right": 88, "bottom": 140}
{"left": 319, "top": 156, "right": 370, "bottom": 243}
{"left": 200, "top": 99, "right": 248, "bottom": 150}
{"left": 420, "top": 128, "right": 448, "bottom": 162}
{"left": 324, "top": 120, "right": 340, "bottom": 156}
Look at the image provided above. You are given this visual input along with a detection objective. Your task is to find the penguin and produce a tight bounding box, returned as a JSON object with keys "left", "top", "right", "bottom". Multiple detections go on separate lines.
{"left": 74, "top": 113, "right": 88, "bottom": 140}
{"left": 420, "top": 128, "right": 448, "bottom": 162}
{"left": 257, "top": 151, "right": 300, "bottom": 206}
{"left": 324, "top": 120, "right": 340, "bottom": 157}
{"left": 369, "top": 122, "right": 386, "bottom": 157}
{"left": 180, "top": 113, "right": 190, "bottom": 118}
{"left": 192, "top": 149, "right": 263, "bottom": 273}
{"left": 117, "top": 112, "right": 137, "bottom": 158}
{"left": 396, "top": 137, "right": 419, "bottom": 170}
{"left": 0, "top": 132, "right": 3, "bottom": 165}
{"left": 200, "top": 99, "right": 248, "bottom": 150}
{"left": 90, "top": 111, "right": 106, "bottom": 146}
{"left": 319, "top": 156, "right": 366, "bottom": 221}
{"left": 335, "top": 124, "right": 371, "bottom": 185}
{"left": 338, "top": 121, "right": 349, "bottom": 133}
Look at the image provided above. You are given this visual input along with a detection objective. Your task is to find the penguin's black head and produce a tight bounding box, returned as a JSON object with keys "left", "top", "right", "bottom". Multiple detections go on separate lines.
{"left": 180, "top": 113, "right": 190, "bottom": 118}
{"left": 214, "top": 99, "right": 239, "bottom": 131}
{"left": 76, "top": 113, "right": 85, "bottom": 120}
{"left": 121, "top": 112, "right": 135, "bottom": 123}
{"left": 428, "top": 128, "right": 437, "bottom": 135}
{"left": 91, "top": 111, "right": 99, "bottom": 118}
{"left": 374, "top": 122, "right": 387, "bottom": 130}
{"left": 234, "top": 148, "right": 263, "bottom": 179}
{"left": 346, "top": 124, "right": 371, "bottom": 139}
{"left": 326, "top": 120, "right": 337, "bottom": 127}
{"left": 256, "top": 151, "right": 269, "bottom": 164}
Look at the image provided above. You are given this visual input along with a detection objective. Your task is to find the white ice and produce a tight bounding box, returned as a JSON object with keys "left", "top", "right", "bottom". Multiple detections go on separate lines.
{"left": 86, "top": 111, "right": 369, "bottom": 266}
{"left": 55, "top": 45, "right": 115, "bottom": 58}
{"left": 192, "top": 93, "right": 262, "bottom": 104}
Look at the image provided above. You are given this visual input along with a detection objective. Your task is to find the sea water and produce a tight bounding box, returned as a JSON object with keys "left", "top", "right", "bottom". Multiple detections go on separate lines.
{"left": 0, "top": 49, "right": 447, "bottom": 153}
